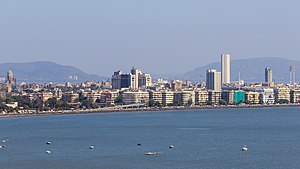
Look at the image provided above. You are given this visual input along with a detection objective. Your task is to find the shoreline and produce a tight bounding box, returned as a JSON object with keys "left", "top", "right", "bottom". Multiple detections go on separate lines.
{"left": 1, "top": 103, "right": 300, "bottom": 119}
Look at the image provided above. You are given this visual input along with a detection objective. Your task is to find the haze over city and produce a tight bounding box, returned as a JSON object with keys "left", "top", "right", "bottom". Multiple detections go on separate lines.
{"left": 1, "top": 0, "right": 299, "bottom": 76}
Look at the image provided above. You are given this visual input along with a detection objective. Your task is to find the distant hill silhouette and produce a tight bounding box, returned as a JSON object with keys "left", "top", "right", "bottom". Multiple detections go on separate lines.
{"left": 172, "top": 57, "right": 300, "bottom": 83}
{"left": 0, "top": 61, "right": 108, "bottom": 83}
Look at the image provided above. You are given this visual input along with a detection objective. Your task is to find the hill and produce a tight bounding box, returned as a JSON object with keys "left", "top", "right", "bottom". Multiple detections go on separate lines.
{"left": 0, "top": 61, "right": 108, "bottom": 83}
{"left": 173, "top": 57, "right": 300, "bottom": 83}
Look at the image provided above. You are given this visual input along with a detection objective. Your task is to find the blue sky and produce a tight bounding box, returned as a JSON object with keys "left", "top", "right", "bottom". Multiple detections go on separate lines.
{"left": 0, "top": 0, "right": 299, "bottom": 76}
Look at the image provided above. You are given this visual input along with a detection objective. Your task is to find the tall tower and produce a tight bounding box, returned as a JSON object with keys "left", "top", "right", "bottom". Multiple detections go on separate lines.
{"left": 265, "top": 67, "right": 273, "bottom": 83}
{"left": 289, "top": 65, "right": 296, "bottom": 85}
{"left": 130, "top": 66, "right": 139, "bottom": 89}
{"left": 6, "top": 70, "right": 16, "bottom": 93}
{"left": 221, "top": 54, "right": 231, "bottom": 84}
{"left": 206, "top": 69, "right": 221, "bottom": 91}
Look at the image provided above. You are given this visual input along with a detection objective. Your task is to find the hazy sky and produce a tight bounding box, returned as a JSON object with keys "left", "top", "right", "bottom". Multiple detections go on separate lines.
{"left": 0, "top": 0, "right": 299, "bottom": 76}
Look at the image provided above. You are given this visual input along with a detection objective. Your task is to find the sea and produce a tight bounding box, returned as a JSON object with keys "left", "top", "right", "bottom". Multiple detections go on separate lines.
{"left": 0, "top": 107, "right": 300, "bottom": 169}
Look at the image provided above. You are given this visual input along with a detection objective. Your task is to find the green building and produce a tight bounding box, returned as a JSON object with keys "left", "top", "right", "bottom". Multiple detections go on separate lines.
{"left": 234, "top": 91, "right": 245, "bottom": 104}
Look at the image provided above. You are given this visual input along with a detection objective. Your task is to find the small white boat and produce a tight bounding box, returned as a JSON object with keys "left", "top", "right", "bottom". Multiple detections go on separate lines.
{"left": 0, "top": 145, "right": 4, "bottom": 149}
{"left": 89, "top": 145, "right": 95, "bottom": 149}
{"left": 169, "top": 145, "right": 174, "bottom": 149}
{"left": 46, "top": 150, "right": 51, "bottom": 154}
{"left": 144, "top": 152, "right": 162, "bottom": 155}
{"left": 2, "top": 140, "right": 6, "bottom": 143}
{"left": 46, "top": 142, "right": 51, "bottom": 145}
{"left": 241, "top": 145, "right": 248, "bottom": 151}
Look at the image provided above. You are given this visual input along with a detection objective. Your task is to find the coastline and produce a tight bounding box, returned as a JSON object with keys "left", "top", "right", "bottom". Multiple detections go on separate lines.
{"left": 1, "top": 103, "right": 300, "bottom": 119}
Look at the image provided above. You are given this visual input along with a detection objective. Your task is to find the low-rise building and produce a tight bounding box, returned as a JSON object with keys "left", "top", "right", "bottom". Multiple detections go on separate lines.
{"left": 122, "top": 91, "right": 149, "bottom": 105}
{"left": 274, "top": 87, "right": 290, "bottom": 103}
{"left": 221, "top": 90, "right": 234, "bottom": 105}
{"left": 208, "top": 90, "right": 221, "bottom": 105}
{"left": 245, "top": 91, "right": 260, "bottom": 104}
{"left": 162, "top": 91, "right": 174, "bottom": 106}
{"left": 195, "top": 90, "right": 209, "bottom": 105}
{"left": 290, "top": 89, "right": 300, "bottom": 103}
{"left": 257, "top": 88, "right": 275, "bottom": 104}
{"left": 149, "top": 91, "right": 163, "bottom": 104}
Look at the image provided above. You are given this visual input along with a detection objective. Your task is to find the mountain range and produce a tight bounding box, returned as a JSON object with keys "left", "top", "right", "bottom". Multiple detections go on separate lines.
{"left": 0, "top": 57, "right": 299, "bottom": 84}
{"left": 172, "top": 57, "right": 300, "bottom": 83}
{"left": 0, "top": 61, "right": 108, "bottom": 83}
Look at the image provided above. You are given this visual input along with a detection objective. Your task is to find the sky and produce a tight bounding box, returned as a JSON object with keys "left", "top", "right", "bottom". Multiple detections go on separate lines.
{"left": 0, "top": 0, "right": 299, "bottom": 76}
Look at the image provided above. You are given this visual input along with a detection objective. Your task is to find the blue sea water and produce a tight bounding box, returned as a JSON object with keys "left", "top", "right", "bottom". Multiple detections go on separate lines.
{"left": 0, "top": 107, "right": 300, "bottom": 169}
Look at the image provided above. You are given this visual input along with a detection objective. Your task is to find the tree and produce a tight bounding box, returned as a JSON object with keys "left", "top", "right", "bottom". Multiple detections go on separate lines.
{"left": 219, "top": 99, "right": 227, "bottom": 105}
{"left": 45, "top": 98, "right": 57, "bottom": 109}
{"left": 114, "top": 95, "right": 123, "bottom": 104}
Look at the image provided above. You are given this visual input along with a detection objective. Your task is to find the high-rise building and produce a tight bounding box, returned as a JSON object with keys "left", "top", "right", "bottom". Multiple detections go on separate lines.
{"left": 130, "top": 67, "right": 139, "bottom": 89}
{"left": 6, "top": 70, "right": 16, "bottom": 93}
{"left": 112, "top": 67, "right": 152, "bottom": 90}
{"left": 289, "top": 65, "right": 296, "bottom": 85}
{"left": 111, "top": 71, "right": 131, "bottom": 89}
{"left": 265, "top": 67, "right": 273, "bottom": 83}
{"left": 206, "top": 69, "right": 221, "bottom": 91}
{"left": 221, "top": 54, "right": 230, "bottom": 84}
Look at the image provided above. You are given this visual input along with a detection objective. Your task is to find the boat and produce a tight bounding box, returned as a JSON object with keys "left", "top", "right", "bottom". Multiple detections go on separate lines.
{"left": 89, "top": 145, "right": 95, "bottom": 149}
{"left": 46, "top": 150, "right": 51, "bottom": 154}
{"left": 0, "top": 145, "right": 4, "bottom": 149}
{"left": 169, "top": 145, "right": 174, "bottom": 149}
{"left": 241, "top": 145, "right": 248, "bottom": 151}
{"left": 46, "top": 142, "right": 51, "bottom": 145}
{"left": 144, "top": 152, "right": 162, "bottom": 155}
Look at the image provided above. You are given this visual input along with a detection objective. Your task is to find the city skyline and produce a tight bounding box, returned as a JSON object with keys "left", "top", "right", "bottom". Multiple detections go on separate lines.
{"left": 1, "top": 0, "right": 300, "bottom": 76}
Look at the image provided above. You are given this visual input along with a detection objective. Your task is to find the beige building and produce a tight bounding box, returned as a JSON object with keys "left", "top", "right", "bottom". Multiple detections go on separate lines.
{"left": 245, "top": 91, "right": 260, "bottom": 104}
{"left": 221, "top": 54, "right": 230, "bottom": 84}
{"left": 162, "top": 91, "right": 174, "bottom": 106}
{"left": 41, "top": 91, "right": 53, "bottom": 102}
{"left": 149, "top": 91, "right": 163, "bottom": 104}
{"left": 181, "top": 91, "right": 195, "bottom": 106}
{"left": 62, "top": 92, "right": 79, "bottom": 103}
{"left": 195, "top": 90, "right": 209, "bottom": 105}
{"left": 208, "top": 90, "right": 221, "bottom": 104}
{"left": 274, "top": 87, "right": 290, "bottom": 103}
{"left": 122, "top": 91, "right": 149, "bottom": 105}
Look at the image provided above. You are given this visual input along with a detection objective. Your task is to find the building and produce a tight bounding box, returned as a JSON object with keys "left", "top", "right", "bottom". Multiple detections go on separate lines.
{"left": 6, "top": 70, "right": 17, "bottom": 93}
{"left": 289, "top": 65, "right": 296, "bottom": 85}
{"left": 245, "top": 91, "right": 260, "bottom": 104}
{"left": 62, "top": 92, "right": 79, "bottom": 103}
{"left": 234, "top": 91, "right": 245, "bottom": 104}
{"left": 112, "top": 68, "right": 152, "bottom": 90}
{"left": 195, "top": 90, "right": 209, "bottom": 105}
{"left": 290, "top": 89, "right": 300, "bottom": 103}
{"left": 122, "top": 91, "right": 149, "bottom": 105}
{"left": 221, "top": 90, "right": 234, "bottom": 105}
{"left": 111, "top": 71, "right": 131, "bottom": 90}
{"left": 221, "top": 54, "right": 230, "bottom": 84}
{"left": 208, "top": 91, "right": 221, "bottom": 105}
{"left": 181, "top": 91, "right": 195, "bottom": 106}
{"left": 139, "top": 73, "right": 152, "bottom": 88}
{"left": 171, "top": 80, "right": 183, "bottom": 91}
{"left": 162, "top": 91, "right": 174, "bottom": 106}
{"left": 41, "top": 91, "right": 53, "bottom": 102}
{"left": 265, "top": 67, "right": 273, "bottom": 83}
{"left": 206, "top": 69, "right": 221, "bottom": 91}
{"left": 258, "top": 88, "right": 275, "bottom": 104}
{"left": 149, "top": 91, "right": 163, "bottom": 104}
{"left": 274, "top": 87, "right": 290, "bottom": 103}
{"left": 130, "top": 67, "right": 139, "bottom": 89}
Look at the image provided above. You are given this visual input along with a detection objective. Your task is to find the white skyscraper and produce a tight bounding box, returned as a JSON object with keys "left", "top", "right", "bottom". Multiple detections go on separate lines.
{"left": 221, "top": 54, "right": 231, "bottom": 84}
